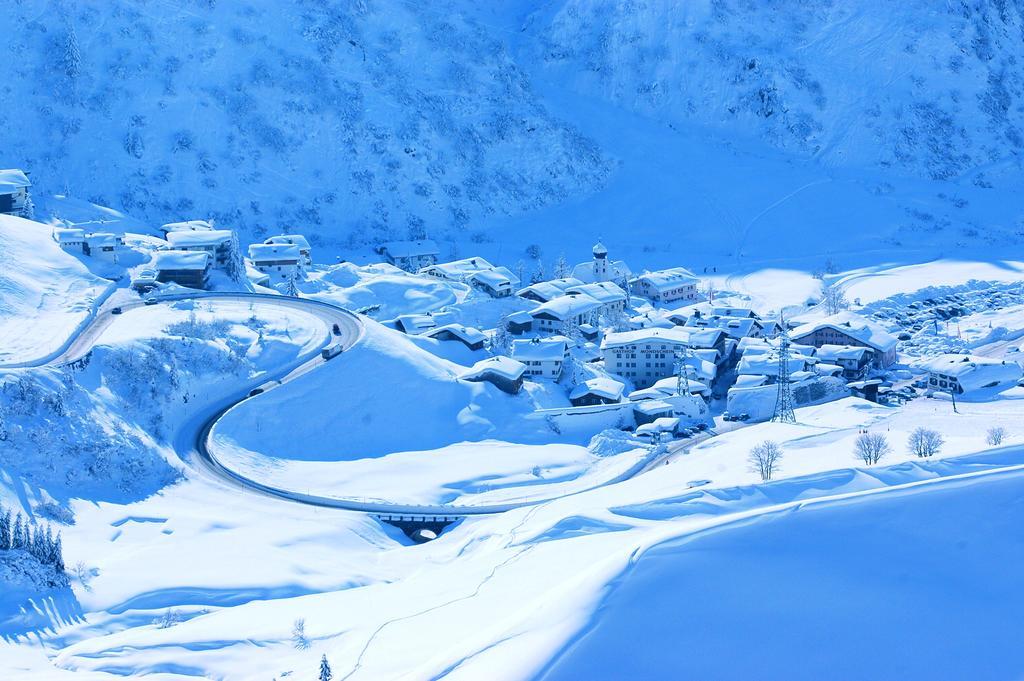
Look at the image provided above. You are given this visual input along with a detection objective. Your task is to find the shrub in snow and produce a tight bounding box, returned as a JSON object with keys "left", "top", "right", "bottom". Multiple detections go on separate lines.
{"left": 34, "top": 502, "right": 75, "bottom": 526}
{"left": 854, "top": 432, "right": 891, "bottom": 465}
{"left": 987, "top": 427, "right": 1006, "bottom": 446}
{"left": 748, "top": 440, "right": 783, "bottom": 481}
{"left": 319, "top": 655, "right": 332, "bottom": 681}
{"left": 908, "top": 427, "right": 943, "bottom": 458}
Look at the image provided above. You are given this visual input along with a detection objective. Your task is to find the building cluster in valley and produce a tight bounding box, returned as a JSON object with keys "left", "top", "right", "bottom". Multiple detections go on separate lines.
{"left": 7, "top": 164, "right": 1017, "bottom": 438}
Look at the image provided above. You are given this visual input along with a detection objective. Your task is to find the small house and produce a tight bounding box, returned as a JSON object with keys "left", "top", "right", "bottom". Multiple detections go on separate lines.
{"left": 153, "top": 250, "right": 211, "bottom": 289}
{"left": 248, "top": 243, "right": 302, "bottom": 282}
{"left": 84, "top": 233, "right": 121, "bottom": 262}
{"left": 922, "top": 354, "right": 1023, "bottom": 395}
{"left": 529, "top": 293, "right": 602, "bottom": 333}
{"left": 791, "top": 312, "right": 898, "bottom": 368}
{"left": 631, "top": 268, "right": 701, "bottom": 304}
{"left": 423, "top": 324, "right": 487, "bottom": 351}
{"left": 516, "top": 278, "right": 584, "bottom": 304}
{"left": 506, "top": 311, "right": 534, "bottom": 335}
{"left": 53, "top": 227, "right": 86, "bottom": 253}
{"left": 636, "top": 417, "right": 681, "bottom": 441}
{"left": 0, "top": 169, "right": 32, "bottom": 217}
{"left": 512, "top": 337, "right": 569, "bottom": 379}
{"left": 815, "top": 345, "right": 872, "bottom": 379}
{"left": 569, "top": 377, "right": 625, "bottom": 406}
{"left": 264, "top": 234, "right": 312, "bottom": 266}
{"left": 468, "top": 268, "right": 517, "bottom": 298}
{"left": 460, "top": 356, "right": 527, "bottom": 394}
{"left": 161, "top": 219, "right": 215, "bottom": 239}
{"left": 377, "top": 240, "right": 439, "bottom": 271}
{"left": 395, "top": 314, "right": 437, "bottom": 335}
{"left": 166, "top": 229, "right": 236, "bottom": 270}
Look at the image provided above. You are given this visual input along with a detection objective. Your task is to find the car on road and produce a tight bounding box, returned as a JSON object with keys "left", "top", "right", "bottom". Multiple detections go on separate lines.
{"left": 694, "top": 422, "right": 709, "bottom": 431}
{"left": 686, "top": 479, "right": 712, "bottom": 489}
{"left": 248, "top": 388, "right": 264, "bottom": 397}
{"left": 332, "top": 323, "right": 341, "bottom": 335}
{"left": 144, "top": 297, "right": 159, "bottom": 305}
{"left": 111, "top": 307, "right": 123, "bottom": 315}
{"left": 321, "top": 344, "right": 343, "bottom": 360}
{"left": 738, "top": 413, "right": 751, "bottom": 422}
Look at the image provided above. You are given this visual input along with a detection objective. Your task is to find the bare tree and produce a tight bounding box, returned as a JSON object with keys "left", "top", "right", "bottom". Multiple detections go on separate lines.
{"left": 823, "top": 284, "right": 848, "bottom": 316}
{"left": 553, "top": 252, "right": 570, "bottom": 279}
{"left": 854, "top": 432, "right": 891, "bottom": 465}
{"left": 748, "top": 440, "right": 783, "bottom": 481}
{"left": 986, "top": 426, "right": 1007, "bottom": 446}
{"left": 908, "top": 427, "right": 944, "bottom": 458}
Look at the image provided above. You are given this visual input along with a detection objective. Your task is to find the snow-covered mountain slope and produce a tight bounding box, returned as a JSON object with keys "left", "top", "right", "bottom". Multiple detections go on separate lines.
{"left": 3, "top": 1, "right": 1023, "bottom": 267}
{"left": 524, "top": 0, "right": 1024, "bottom": 183}
{"left": 0, "top": 215, "right": 112, "bottom": 365}
{"left": 0, "top": 1, "right": 610, "bottom": 247}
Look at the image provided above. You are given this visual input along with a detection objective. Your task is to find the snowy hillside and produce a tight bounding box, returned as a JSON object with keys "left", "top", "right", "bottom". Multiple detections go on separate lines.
{"left": 527, "top": 0, "right": 1024, "bottom": 183}
{"left": 0, "top": 214, "right": 112, "bottom": 364}
{"left": 0, "top": 1, "right": 610, "bottom": 247}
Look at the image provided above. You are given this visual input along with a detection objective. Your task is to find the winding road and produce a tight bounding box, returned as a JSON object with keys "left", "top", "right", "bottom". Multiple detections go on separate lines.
{"left": 6, "top": 291, "right": 671, "bottom": 519}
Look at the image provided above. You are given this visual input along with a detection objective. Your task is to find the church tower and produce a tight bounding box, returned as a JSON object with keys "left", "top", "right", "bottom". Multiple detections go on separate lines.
{"left": 592, "top": 241, "right": 608, "bottom": 282}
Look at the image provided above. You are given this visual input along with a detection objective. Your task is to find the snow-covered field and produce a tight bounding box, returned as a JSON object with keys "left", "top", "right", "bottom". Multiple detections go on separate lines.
{"left": 5, "top": 0, "right": 1024, "bottom": 677}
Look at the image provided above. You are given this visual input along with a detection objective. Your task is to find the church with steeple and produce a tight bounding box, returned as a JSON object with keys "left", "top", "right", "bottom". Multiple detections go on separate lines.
{"left": 571, "top": 239, "right": 632, "bottom": 284}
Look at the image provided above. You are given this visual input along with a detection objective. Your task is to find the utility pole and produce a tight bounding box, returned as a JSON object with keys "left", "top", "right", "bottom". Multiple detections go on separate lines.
{"left": 772, "top": 321, "right": 797, "bottom": 424}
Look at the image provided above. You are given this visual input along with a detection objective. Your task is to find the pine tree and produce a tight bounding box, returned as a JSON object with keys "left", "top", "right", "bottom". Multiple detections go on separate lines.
{"left": 43, "top": 526, "right": 55, "bottom": 566}
{"left": 530, "top": 261, "right": 546, "bottom": 284}
{"left": 224, "top": 232, "right": 246, "bottom": 283}
{"left": 53, "top": 532, "right": 65, "bottom": 572}
{"left": 491, "top": 316, "right": 512, "bottom": 356}
{"left": 12, "top": 513, "right": 25, "bottom": 550}
{"left": 284, "top": 271, "right": 299, "bottom": 297}
{"left": 0, "top": 508, "right": 10, "bottom": 550}
{"left": 319, "top": 655, "right": 332, "bottom": 681}
{"left": 61, "top": 23, "right": 82, "bottom": 81}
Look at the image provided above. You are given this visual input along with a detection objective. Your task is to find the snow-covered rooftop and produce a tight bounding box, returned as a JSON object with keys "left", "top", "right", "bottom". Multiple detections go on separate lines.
{"left": 816, "top": 344, "right": 871, "bottom": 362}
{"left": 153, "top": 249, "right": 210, "bottom": 271}
{"left": 791, "top": 311, "right": 898, "bottom": 353}
{"left": 380, "top": 239, "right": 439, "bottom": 258}
{"left": 166, "top": 229, "right": 234, "bottom": 248}
{"left": 264, "top": 234, "right": 311, "bottom": 250}
{"left": 633, "top": 267, "right": 699, "bottom": 292}
{"left": 566, "top": 281, "right": 627, "bottom": 305}
{"left": 0, "top": 168, "right": 31, "bottom": 191}
{"left": 569, "top": 377, "right": 625, "bottom": 402}
{"left": 602, "top": 326, "right": 724, "bottom": 350}
{"left": 530, "top": 293, "right": 603, "bottom": 321}
{"left": 424, "top": 324, "right": 487, "bottom": 345}
{"left": 162, "top": 219, "right": 214, "bottom": 233}
{"left": 421, "top": 256, "right": 494, "bottom": 279}
{"left": 921, "top": 354, "right": 1023, "bottom": 392}
{"left": 512, "top": 337, "right": 568, "bottom": 362}
{"left": 460, "top": 355, "right": 526, "bottom": 382}
{"left": 248, "top": 243, "right": 301, "bottom": 262}
{"left": 468, "top": 268, "right": 513, "bottom": 289}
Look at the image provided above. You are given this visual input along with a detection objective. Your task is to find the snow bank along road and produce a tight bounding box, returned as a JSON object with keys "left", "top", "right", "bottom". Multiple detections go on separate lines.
{"left": 2, "top": 292, "right": 665, "bottom": 518}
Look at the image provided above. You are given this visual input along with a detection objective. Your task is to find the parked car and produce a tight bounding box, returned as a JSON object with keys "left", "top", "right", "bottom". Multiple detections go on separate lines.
{"left": 694, "top": 423, "right": 709, "bottom": 431}
{"left": 332, "top": 323, "right": 341, "bottom": 336}
{"left": 738, "top": 413, "right": 751, "bottom": 422}
{"left": 144, "top": 297, "right": 159, "bottom": 305}
{"left": 111, "top": 307, "right": 123, "bottom": 315}
{"left": 721, "top": 412, "right": 733, "bottom": 422}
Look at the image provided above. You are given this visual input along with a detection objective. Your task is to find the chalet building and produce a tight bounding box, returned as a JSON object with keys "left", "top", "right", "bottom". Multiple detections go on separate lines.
{"left": 460, "top": 356, "right": 527, "bottom": 394}
{"left": 264, "top": 234, "right": 312, "bottom": 267}
{"left": 506, "top": 311, "right": 534, "bottom": 335}
{"left": 631, "top": 268, "right": 701, "bottom": 304}
{"left": 572, "top": 242, "right": 631, "bottom": 284}
{"left": 602, "top": 327, "right": 727, "bottom": 388}
{"left": 423, "top": 324, "right": 487, "bottom": 351}
{"left": 166, "top": 229, "right": 236, "bottom": 270}
{"left": 153, "top": 250, "right": 211, "bottom": 289}
{"left": 0, "top": 169, "right": 32, "bottom": 217}
{"left": 395, "top": 314, "right": 437, "bottom": 335}
{"left": 565, "top": 281, "right": 628, "bottom": 315}
{"left": 815, "top": 345, "right": 872, "bottom": 379}
{"left": 248, "top": 243, "right": 301, "bottom": 282}
{"left": 569, "top": 377, "right": 625, "bottom": 406}
{"left": 161, "top": 219, "right": 215, "bottom": 239}
{"left": 529, "top": 292, "right": 603, "bottom": 333}
{"left": 53, "top": 227, "right": 86, "bottom": 252}
{"left": 468, "top": 269, "right": 516, "bottom": 298}
{"left": 516, "top": 278, "right": 584, "bottom": 304}
{"left": 512, "top": 337, "right": 569, "bottom": 379}
{"left": 712, "top": 305, "right": 758, "bottom": 319}
{"left": 790, "top": 312, "right": 898, "bottom": 368}
{"left": 922, "top": 354, "right": 1022, "bottom": 395}
{"left": 377, "top": 240, "right": 439, "bottom": 271}
{"left": 84, "top": 233, "right": 121, "bottom": 262}
{"left": 418, "top": 256, "right": 520, "bottom": 297}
